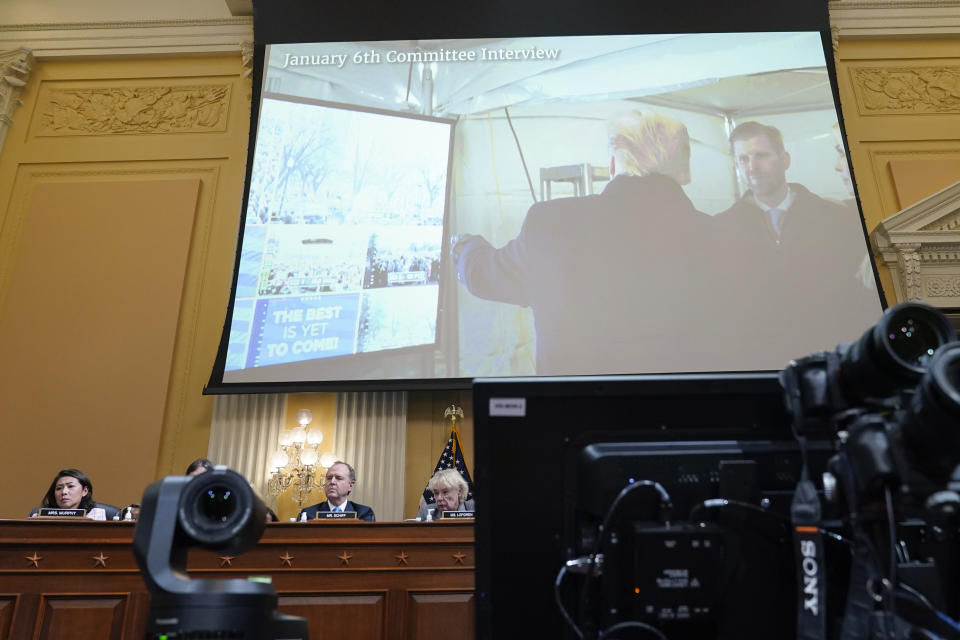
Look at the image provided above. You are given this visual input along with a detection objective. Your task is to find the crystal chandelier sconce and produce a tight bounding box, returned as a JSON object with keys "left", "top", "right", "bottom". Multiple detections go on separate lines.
{"left": 267, "top": 409, "right": 338, "bottom": 508}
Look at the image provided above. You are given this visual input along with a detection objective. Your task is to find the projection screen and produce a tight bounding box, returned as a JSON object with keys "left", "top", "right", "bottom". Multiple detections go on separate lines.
{"left": 208, "top": 28, "right": 883, "bottom": 390}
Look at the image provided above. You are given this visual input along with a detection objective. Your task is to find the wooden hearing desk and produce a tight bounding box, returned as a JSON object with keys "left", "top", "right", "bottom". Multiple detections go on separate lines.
{"left": 0, "top": 519, "right": 474, "bottom": 640}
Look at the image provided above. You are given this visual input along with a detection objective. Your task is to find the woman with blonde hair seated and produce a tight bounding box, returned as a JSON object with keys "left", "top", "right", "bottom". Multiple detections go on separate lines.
{"left": 417, "top": 468, "right": 474, "bottom": 520}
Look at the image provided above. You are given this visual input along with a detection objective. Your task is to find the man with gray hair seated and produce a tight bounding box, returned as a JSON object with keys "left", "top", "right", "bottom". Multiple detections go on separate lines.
{"left": 298, "top": 460, "right": 375, "bottom": 522}
{"left": 417, "top": 468, "right": 475, "bottom": 521}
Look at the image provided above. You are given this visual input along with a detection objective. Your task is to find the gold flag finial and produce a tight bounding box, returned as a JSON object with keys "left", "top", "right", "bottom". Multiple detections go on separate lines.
{"left": 443, "top": 405, "right": 464, "bottom": 458}
{"left": 443, "top": 404, "right": 464, "bottom": 428}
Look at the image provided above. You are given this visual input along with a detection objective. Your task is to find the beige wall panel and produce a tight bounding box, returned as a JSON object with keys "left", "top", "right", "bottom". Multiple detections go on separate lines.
{"left": 834, "top": 37, "right": 960, "bottom": 305}
{"left": 889, "top": 158, "right": 960, "bottom": 209}
{"left": 404, "top": 390, "right": 473, "bottom": 519}
{"left": 0, "top": 55, "right": 252, "bottom": 512}
{"left": 0, "top": 177, "right": 198, "bottom": 516}
{"left": 862, "top": 145, "right": 960, "bottom": 218}
{"left": 837, "top": 39, "right": 960, "bottom": 63}
{"left": 858, "top": 145, "right": 960, "bottom": 299}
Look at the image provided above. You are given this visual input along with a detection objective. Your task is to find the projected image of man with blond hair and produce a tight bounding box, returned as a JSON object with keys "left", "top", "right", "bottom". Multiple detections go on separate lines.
{"left": 607, "top": 110, "right": 691, "bottom": 186}
{"left": 451, "top": 110, "right": 719, "bottom": 375}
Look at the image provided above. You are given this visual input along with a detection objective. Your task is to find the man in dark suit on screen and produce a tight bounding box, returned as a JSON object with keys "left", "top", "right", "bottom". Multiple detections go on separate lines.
{"left": 714, "top": 120, "right": 879, "bottom": 354}
{"left": 298, "top": 460, "right": 375, "bottom": 522}
{"left": 451, "top": 110, "right": 720, "bottom": 375}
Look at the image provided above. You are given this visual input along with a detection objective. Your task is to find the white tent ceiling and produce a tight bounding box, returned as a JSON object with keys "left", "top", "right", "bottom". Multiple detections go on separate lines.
{"left": 268, "top": 32, "right": 832, "bottom": 119}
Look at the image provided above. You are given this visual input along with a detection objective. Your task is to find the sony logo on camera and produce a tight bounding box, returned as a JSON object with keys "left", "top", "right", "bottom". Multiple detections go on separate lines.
{"left": 800, "top": 539, "right": 820, "bottom": 616}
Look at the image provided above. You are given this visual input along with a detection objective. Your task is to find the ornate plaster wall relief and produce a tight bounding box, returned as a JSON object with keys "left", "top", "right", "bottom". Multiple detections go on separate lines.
{"left": 852, "top": 66, "right": 960, "bottom": 113}
{"left": 897, "top": 244, "right": 924, "bottom": 299}
{"left": 0, "top": 48, "right": 34, "bottom": 152}
{"left": 240, "top": 41, "right": 254, "bottom": 78}
{"left": 36, "top": 84, "right": 231, "bottom": 135}
{"left": 925, "top": 275, "right": 960, "bottom": 297}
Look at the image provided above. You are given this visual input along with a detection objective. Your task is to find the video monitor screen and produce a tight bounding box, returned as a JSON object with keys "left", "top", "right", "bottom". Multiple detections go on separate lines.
{"left": 212, "top": 30, "right": 883, "bottom": 389}
{"left": 470, "top": 372, "right": 810, "bottom": 639}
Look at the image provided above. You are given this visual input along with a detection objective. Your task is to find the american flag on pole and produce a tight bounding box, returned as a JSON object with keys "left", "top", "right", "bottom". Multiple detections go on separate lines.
{"left": 421, "top": 426, "right": 474, "bottom": 508}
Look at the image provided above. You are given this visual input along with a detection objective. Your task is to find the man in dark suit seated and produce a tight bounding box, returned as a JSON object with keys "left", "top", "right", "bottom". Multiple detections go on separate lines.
{"left": 297, "top": 461, "right": 375, "bottom": 522}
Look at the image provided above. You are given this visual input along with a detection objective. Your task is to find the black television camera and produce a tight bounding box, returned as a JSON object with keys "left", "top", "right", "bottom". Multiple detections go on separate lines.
{"left": 133, "top": 467, "right": 309, "bottom": 639}
{"left": 779, "top": 301, "right": 960, "bottom": 640}
{"left": 557, "top": 302, "right": 960, "bottom": 640}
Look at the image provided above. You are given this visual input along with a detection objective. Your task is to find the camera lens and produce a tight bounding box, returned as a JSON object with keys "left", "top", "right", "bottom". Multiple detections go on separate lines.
{"left": 900, "top": 342, "right": 960, "bottom": 483}
{"left": 885, "top": 308, "right": 943, "bottom": 368}
{"left": 200, "top": 486, "right": 236, "bottom": 523}
{"left": 177, "top": 468, "right": 265, "bottom": 550}
{"left": 930, "top": 343, "right": 960, "bottom": 407}
{"left": 942, "top": 348, "right": 960, "bottom": 394}
{"left": 840, "top": 302, "right": 955, "bottom": 401}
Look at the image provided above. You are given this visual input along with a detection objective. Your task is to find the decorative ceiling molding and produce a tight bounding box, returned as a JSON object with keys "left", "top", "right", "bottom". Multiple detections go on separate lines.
{"left": 872, "top": 180, "right": 960, "bottom": 305}
{"left": 0, "top": 17, "right": 253, "bottom": 59}
{"left": 830, "top": 0, "right": 960, "bottom": 38}
{"left": 2, "top": 3, "right": 957, "bottom": 55}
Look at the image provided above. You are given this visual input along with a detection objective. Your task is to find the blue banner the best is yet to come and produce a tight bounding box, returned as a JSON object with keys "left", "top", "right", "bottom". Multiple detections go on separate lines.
{"left": 247, "top": 294, "right": 358, "bottom": 368}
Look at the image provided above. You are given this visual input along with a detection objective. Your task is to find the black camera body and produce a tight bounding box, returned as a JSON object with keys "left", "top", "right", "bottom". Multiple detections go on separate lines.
{"left": 133, "top": 467, "right": 309, "bottom": 640}
{"left": 553, "top": 302, "right": 960, "bottom": 640}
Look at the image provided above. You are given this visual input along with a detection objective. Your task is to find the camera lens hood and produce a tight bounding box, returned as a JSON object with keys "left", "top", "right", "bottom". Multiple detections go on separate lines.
{"left": 840, "top": 302, "right": 955, "bottom": 401}
{"left": 901, "top": 342, "right": 960, "bottom": 482}
{"left": 927, "top": 342, "right": 960, "bottom": 411}
{"left": 177, "top": 468, "right": 265, "bottom": 550}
